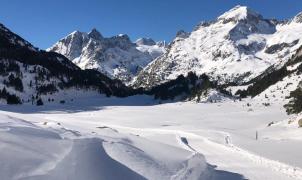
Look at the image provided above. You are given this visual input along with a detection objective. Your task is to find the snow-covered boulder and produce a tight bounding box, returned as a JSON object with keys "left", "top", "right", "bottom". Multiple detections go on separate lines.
{"left": 298, "top": 118, "right": 302, "bottom": 127}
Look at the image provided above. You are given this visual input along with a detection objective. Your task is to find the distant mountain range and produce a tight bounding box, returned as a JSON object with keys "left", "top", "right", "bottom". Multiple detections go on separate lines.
{"left": 2, "top": 5, "right": 302, "bottom": 113}
{"left": 48, "top": 29, "right": 166, "bottom": 83}
{"left": 134, "top": 5, "right": 302, "bottom": 88}
{"left": 0, "top": 23, "right": 131, "bottom": 105}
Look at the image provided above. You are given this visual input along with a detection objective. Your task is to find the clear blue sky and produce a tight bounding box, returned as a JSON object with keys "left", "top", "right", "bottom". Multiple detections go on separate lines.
{"left": 1, "top": 0, "right": 302, "bottom": 49}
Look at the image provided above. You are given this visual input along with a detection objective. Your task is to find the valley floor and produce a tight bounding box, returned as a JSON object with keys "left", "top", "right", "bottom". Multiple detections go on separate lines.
{"left": 0, "top": 95, "right": 301, "bottom": 180}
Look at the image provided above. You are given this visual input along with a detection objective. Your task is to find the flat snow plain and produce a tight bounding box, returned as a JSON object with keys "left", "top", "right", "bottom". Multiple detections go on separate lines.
{"left": 0, "top": 95, "right": 301, "bottom": 180}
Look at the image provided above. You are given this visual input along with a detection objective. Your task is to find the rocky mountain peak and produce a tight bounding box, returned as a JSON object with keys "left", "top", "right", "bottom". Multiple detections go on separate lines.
{"left": 292, "top": 12, "right": 302, "bottom": 23}
{"left": 135, "top": 38, "right": 156, "bottom": 46}
{"left": 134, "top": 6, "right": 302, "bottom": 89}
{"left": 0, "top": 23, "right": 37, "bottom": 51}
{"left": 109, "top": 34, "right": 133, "bottom": 50}
{"left": 69, "top": 30, "right": 84, "bottom": 38}
{"left": 220, "top": 6, "right": 276, "bottom": 41}
{"left": 156, "top": 41, "right": 167, "bottom": 48}
{"left": 49, "top": 30, "right": 166, "bottom": 83}
{"left": 88, "top": 28, "right": 103, "bottom": 40}
{"left": 114, "top": 34, "right": 131, "bottom": 41}
{"left": 218, "top": 5, "right": 263, "bottom": 23}
{"left": 176, "top": 30, "right": 190, "bottom": 39}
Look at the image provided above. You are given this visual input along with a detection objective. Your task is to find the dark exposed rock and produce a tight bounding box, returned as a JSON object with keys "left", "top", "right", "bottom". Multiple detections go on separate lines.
{"left": 265, "top": 40, "right": 299, "bottom": 54}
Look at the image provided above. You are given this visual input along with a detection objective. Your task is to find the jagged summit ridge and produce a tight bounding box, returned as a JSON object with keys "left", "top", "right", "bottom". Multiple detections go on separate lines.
{"left": 292, "top": 12, "right": 302, "bottom": 23}
{"left": 0, "top": 23, "right": 37, "bottom": 51}
{"left": 134, "top": 5, "right": 302, "bottom": 88}
{"left": 0, "top": 23, "right": 132, "bottom": 105}
{"left": 218, "top": 5, "right": 262, "bottom": 22}
{"left": 135, "top": 38, "right": 156, "bottom": 46}
{"left": 48, "top": 29, "right": 166, "bottom": 83}
{"left": 88, "top": 28, "right": 103, "bottom": 40}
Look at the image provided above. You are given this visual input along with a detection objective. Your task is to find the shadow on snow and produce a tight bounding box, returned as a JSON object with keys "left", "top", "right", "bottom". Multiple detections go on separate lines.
{"left": 0, "top": 95, "right": 176, "bottom": 114}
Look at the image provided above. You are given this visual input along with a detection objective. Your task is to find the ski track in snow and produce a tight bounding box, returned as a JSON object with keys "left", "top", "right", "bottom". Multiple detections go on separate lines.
{"left": 100, "top": 124, "right": 302, "bottom": 180}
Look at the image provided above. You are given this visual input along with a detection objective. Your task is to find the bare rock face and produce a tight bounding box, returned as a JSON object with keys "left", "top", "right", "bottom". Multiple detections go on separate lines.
{"left": 135, "top": 38, "right": 156, "bottom": 46}
{"left": 292, "top": 12, "right": 302, "bottom": 23}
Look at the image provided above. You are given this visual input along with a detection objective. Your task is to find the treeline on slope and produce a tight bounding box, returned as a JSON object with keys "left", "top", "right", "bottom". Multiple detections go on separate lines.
{"left": 0, "top": 23, "right": 133, "bottom": 105}
{"left": 135, "top": 72, "right": 231, "bottom": 101}
{"left": 235, "top": 65, "right": 291, "bottom": 98}
{"left": 234, "top": 44, "right": 302, "bottom": 100}
{"left": 0, "top": 50, "right": 131, "bottom": 97}
{"left": 230, "top": 44, "right": 302, "bottom": 114}
{"left": 0, "top": 60, "right": 24, "bottom": 92}
{"left": 0, "top": 87, "right": 21, "bottom": 104}
{"left": 284, "top": 87, "right": 302, "bottom": 114}
{"left": 283, "top": 49, "right": 302, "bottom": 114}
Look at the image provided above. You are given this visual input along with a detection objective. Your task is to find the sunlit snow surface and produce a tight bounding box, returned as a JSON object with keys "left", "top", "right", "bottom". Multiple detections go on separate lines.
{"left": 135, "top": 6, "right": 302, "bottom": 87}
{"left": 0, "top": 95, "right": 302, "bottom": 180}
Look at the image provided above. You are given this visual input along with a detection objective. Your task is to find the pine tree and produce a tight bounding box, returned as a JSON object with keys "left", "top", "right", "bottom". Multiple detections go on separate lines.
{"left": 36, "top": 98, "right": 43, "bottom": 106}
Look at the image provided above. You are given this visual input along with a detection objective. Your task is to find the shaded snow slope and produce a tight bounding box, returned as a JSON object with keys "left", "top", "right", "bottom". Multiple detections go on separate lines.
{"left": 0, "top": 23, "right": 132, "bottom": 105}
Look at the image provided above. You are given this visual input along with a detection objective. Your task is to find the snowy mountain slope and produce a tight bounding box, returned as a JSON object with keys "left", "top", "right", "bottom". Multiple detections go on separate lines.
{"left": 135, "top": 38, "right": 166, "bottom": 59}
{"left": 0, "top": 23, "right": 38, "bottom": 52}
{"left": 134, "top": 5, "right": 302, "bottom": 88}
{"left": 0, "top": 23, "right": 132, "bottom": 105}
{"left": 221, "top": 44, "right": 302, "bottom": 111}
{"left": 48, "top": 30, "right": 166, "bottom": 83}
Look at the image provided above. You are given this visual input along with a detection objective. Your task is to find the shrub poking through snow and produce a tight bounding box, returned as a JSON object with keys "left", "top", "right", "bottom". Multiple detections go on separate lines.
{"left": 267, "top": 121, "right": 274, "bottom": 127}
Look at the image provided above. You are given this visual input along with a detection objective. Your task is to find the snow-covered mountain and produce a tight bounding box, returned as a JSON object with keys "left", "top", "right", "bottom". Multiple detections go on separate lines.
{"left": 134, "top": 5, "right": 302, "bottom": 88}
{"left": 48, "top": 30, "right": 166, "bottom": 83}
{"left": 0, "top": 23, "right": 131, "bottom": 105}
